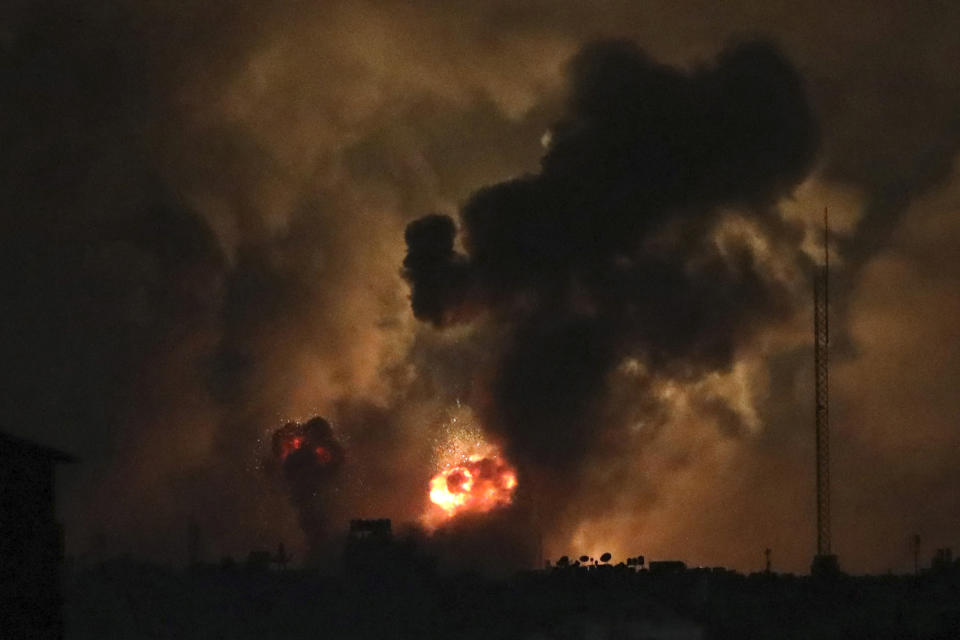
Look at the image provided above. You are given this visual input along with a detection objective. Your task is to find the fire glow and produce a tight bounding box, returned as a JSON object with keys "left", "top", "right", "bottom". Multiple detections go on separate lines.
{"left": 427, "top": 454, "right": 517, "bottom": 522}
{"left": 271, "top": 419, "right": 343, "bottom": 470}
{"left": 277, "top": 435, "right": 305, "bottom": 461}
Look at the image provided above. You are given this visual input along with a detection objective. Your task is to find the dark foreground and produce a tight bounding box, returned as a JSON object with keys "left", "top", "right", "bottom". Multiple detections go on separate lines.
{"left": 65, "top": 559, "right": 960, "bottom": 639}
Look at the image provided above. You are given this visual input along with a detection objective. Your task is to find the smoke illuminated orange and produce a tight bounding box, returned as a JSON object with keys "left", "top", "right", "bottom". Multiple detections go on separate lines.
{"left": 427, "top": 454, "right": 517, "bottom": 522}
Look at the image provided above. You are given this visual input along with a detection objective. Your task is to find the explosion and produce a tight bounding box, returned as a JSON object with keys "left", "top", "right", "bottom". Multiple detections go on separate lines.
{"left": 426, "top": 454, "right": 518, "bottom": 524}
{"left": 270, "top": 417, "right": 345, "bottom": 550}
{"left": 419, "top": 404, "right": 519, "bottom": 528}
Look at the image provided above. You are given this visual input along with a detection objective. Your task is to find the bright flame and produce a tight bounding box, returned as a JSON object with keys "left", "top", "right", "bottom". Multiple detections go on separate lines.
{"left": 426, "top": 454, "right": 518, "bottom": 525}
{"left": 422, "top": 404, "right": 519, "bottom": 528}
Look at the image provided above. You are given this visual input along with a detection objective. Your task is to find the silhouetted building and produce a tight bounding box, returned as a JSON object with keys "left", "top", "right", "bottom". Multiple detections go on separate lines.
{"left": 344, "top": 519, "right": 393, "bottom": 571}
{"left": 649, "top": 560, "right": 687, "bottom": 575}
{"left": 930, "top": 548, "right": 956, "bottom": 573}
{"left": 245, "top": 550, "right": 273, "bottom": 572}
{"left": 810, "top": 553, "right": 841, "bottom": 578}
{"left": 626, "top": 555, "right": 645, "bottom": 568}
{"left": 342, "top": 518, "right": 436, "bottom": 579}
{"left": 0, "top": 431, "right": 75, "bottom": 639}
{"left": 348, "top": 518, "right": 393, "bottom": 541}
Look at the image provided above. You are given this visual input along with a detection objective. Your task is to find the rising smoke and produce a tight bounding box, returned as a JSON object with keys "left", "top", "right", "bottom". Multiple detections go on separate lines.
{"left": 269, "top": 417, "right": 346, "bottom": 552}
{"left": 404, "top": 40, "right": 818, "bottom": 483}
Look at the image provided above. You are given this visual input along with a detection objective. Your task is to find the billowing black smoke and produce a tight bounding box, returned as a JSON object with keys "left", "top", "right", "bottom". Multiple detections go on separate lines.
{"left": 270, "top": 417, "right": 345, "bottom": 551}
{"left": 403, "top": 39, "right": 818, "bottom": 472}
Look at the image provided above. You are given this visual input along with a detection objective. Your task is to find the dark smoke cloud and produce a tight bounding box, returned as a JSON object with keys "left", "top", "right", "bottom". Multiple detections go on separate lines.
{"left": 270, "top": 417, "right": 345, "bottom": 551}
{"left": 0, "top": 0, "right": 229, "bottom": 464}
{"left": 404, "top": 39, "right": 817, "bottom": 471}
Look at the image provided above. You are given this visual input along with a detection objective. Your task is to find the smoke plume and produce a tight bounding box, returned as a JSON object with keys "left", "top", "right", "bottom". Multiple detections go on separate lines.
{"left": 270, "top": 417, "right": 346, "bottom": 551}
{"left": 404, "top": 40, "right": 818, "bottom": 478}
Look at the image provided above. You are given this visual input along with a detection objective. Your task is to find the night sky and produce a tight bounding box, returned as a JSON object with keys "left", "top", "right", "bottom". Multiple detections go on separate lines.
{"left": 3, "top": 0, "right": 960, "bottom": 575}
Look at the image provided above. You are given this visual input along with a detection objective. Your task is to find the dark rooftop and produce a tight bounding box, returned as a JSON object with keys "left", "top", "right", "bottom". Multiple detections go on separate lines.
{"left": 0, "top": 431, "right": 77, "bottom": 463}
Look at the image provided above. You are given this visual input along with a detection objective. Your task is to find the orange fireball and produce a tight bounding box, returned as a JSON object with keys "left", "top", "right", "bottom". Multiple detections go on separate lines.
{"left": 427, "top": 454, "right": 517, "bottom": 523}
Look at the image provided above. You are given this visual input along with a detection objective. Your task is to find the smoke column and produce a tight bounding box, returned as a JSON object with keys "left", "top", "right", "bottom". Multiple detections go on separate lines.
{"left": 270, "top": 417, "right": 345, "bottom": 552}
{"left": 404, "top": 39, "right": 818, "bottom": 492}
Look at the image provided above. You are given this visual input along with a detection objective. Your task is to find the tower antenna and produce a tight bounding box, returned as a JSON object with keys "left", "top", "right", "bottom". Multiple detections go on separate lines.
{"left": 812, "top": 207, "right": 839, "bottom": 576}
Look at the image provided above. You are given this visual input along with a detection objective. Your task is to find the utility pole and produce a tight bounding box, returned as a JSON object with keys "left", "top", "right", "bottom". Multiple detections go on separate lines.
{"left": 188, "top": 516, "right": 201, "bottom": 568}
{"left": 913, "top": 534, "right": 921, "bottom": 575}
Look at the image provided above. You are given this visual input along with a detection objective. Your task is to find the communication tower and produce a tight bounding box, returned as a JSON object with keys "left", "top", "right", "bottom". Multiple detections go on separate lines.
{"left": 812, "top": 208, "right": 840, "bottom": 577}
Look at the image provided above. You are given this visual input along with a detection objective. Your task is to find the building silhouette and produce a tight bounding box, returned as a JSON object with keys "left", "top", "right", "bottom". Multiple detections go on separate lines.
{"left": 649, "top": 560, "right": 687, "bottom": 575}
{"left": 0, "top": 431, "right": 75, "bottom": 639}
{"left": 343, "top": 518, "right": 394, "bottom": 571}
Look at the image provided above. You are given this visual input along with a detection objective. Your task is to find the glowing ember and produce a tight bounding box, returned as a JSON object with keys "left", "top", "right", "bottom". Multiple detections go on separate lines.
{"left": 277, "top": 435, "right": 305, "bottom": 461}
{"left": 272, "top": 421, "right": 342, "bottom": 468}
{"left": 427, "top": 454, "right": 517, "bottom": 521}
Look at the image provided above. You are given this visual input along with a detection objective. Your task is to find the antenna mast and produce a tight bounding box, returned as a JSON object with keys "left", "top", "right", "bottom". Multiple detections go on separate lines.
{"left": 812, "top": 207, "right": 839, "bottom": 576}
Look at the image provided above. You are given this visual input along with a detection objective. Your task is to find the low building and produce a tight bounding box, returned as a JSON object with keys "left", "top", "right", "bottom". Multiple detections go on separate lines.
{"left": 649, "top": 560, "right": 687, "bottom": 575}
{"left": 0, "top": 431, "right": 75, "bottom": 639}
